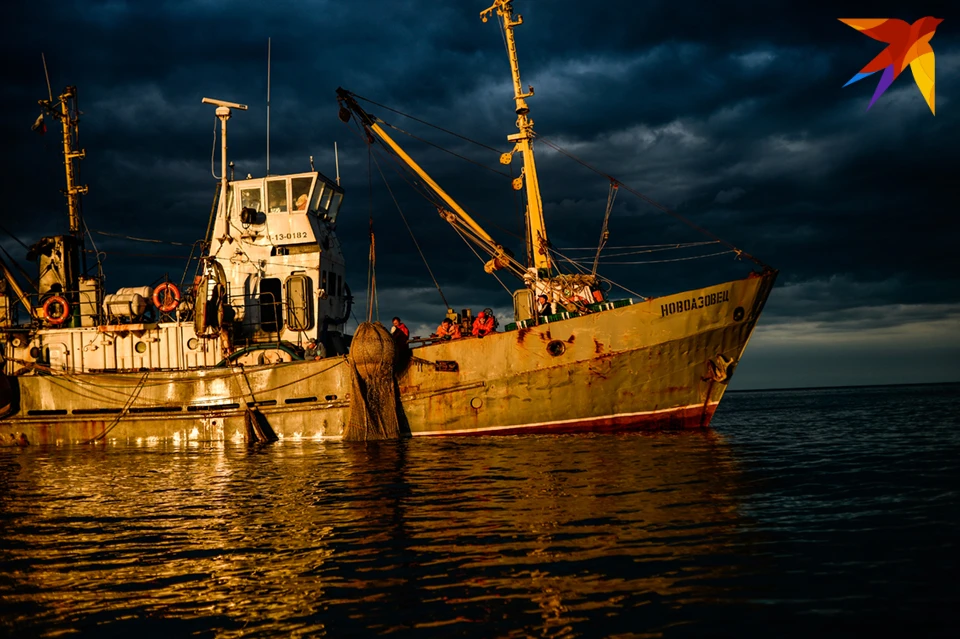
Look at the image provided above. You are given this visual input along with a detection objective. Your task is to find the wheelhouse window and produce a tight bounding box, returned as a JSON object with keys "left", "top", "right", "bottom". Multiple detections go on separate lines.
{"left": 319, "top": 186, "right": 334, "bottom": 212}
{"left": 240, "top": 187, "right": 262, "bottom": 212}
{"left": 329, "top": 192, "right": 343, "bottom": 222}
{"left": 292, "top": 177, "right": 312, "bottom": 212}
{"left": 267, "top": 180, "right": 288, "bottom": 213}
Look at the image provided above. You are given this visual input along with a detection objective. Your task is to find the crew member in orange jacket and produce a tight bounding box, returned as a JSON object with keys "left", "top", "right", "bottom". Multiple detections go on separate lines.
{"left": 471, "top": 311, "right": 495, "bottom": 338}
{"left": 435, "top": 317, "right": 462, "bottom": 340}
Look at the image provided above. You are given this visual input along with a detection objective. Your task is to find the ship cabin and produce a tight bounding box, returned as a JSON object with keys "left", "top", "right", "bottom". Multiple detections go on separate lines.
{"left": 207, "top": 170, "right": 350, "bottom": 355}
{"left": 0, "top": 169, "right": 350, "bottom": 376}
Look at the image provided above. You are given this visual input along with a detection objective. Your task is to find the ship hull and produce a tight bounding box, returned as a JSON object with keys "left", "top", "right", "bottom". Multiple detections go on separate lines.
{"left": 1, "top": 271, "right": 775, "bottom": 445}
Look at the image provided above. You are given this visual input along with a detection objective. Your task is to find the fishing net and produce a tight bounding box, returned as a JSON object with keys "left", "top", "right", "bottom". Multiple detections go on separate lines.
{"left": 344, "top": 321, "right": 401, "bottom": 440}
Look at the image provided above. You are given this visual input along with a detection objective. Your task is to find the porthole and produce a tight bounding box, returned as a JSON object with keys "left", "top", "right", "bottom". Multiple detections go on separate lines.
{"left": 187, "top": 337, "right": 199, "bottom": 350}
{"left": 135, "top": 341, "right": 147, "bottom": 354}
{"left": 547, "top": 340, "right": 565, "bottom": 357}
{"left": 733, "top": 306, "right": 745, "bottom": 322}
{"left": 470, "top": 397, "right": 483, "bottom": 409}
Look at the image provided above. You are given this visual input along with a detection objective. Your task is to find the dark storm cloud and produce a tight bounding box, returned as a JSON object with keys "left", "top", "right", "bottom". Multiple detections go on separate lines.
{"left": 1, "top": 0, "right": 957, "bottom": 384}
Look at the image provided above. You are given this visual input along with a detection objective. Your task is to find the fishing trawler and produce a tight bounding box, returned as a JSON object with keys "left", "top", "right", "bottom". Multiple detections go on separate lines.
{"left": 0, "top": 1, "right": 775, "bottom": 445}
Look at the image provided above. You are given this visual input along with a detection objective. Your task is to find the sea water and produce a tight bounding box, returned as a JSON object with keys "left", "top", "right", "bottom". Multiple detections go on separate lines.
{"left": 1, "top": 383, "right": 958, "bottom": 637}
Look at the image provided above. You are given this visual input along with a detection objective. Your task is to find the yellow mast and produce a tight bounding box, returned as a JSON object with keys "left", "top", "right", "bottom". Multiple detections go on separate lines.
{"left": 481, "top": 1, "right": 551, "bottom": 273}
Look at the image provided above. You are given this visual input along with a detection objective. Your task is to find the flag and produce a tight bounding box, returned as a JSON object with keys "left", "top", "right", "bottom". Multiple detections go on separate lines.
{"left": 31, "top": 113, "right": 45, "bottom": 134}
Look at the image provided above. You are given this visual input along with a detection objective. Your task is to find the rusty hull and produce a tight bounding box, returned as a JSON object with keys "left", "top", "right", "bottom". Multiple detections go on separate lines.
{"left": 0, "top": 270, "right": 775, "bottom": 444}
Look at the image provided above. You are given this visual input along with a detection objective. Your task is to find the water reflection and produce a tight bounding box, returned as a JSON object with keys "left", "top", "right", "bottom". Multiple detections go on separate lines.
{"left": 1, "top": 431, "right": 746, "bottom": 637}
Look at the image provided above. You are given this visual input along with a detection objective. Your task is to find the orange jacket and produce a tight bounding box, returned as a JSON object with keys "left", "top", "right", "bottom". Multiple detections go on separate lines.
{"left": 436, "top": 322, "right": 462, "bottom": 339}
{"left": 472, "top": 315, "right": 495, "bottom": 337}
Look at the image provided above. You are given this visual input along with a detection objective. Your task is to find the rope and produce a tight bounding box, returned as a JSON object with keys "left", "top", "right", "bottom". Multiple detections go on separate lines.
{"left": 7, "top": 357, "right": 348, "bottom": 408}
{"left": 81, "top": 370, "right": 150, "bottom": 444}
{"left": 91, "top": 230, "right": 195, "bottom": 247}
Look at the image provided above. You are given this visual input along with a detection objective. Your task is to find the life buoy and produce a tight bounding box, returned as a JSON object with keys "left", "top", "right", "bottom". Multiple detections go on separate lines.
{"left": 153, "top": 282, "right": 181, "bottom": 312}
{"left": 43, "top": 295, "right": 70, "bottom": 325}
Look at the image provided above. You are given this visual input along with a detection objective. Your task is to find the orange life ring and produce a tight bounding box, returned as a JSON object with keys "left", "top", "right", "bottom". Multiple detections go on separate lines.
{"left": 153, "top": 282, "right": 181, "bottom": 312}
{"left": 43, "top": 295, "right": 70, "bottom": 325}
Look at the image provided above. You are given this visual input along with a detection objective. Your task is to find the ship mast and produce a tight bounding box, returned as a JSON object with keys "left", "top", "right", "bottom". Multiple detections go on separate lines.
{"left": 481, "top": 1, "right": 551, "bottom": 273}
{"left": 39, "top": 86, "right": 88, "bottom": 238}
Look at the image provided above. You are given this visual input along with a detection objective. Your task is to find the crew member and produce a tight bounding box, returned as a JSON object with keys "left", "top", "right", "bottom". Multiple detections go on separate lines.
{"left": 472, "top": 311, "right": 495, "bottom": 338}
{"left": 391, "top": 316, "right": 410, "bottom": 347}
{"left": 435, "top": 317, "right": 461, "bottom": 340}
{"left": 536, "top": 294, "right": 551, "bottom": 315}
{"left": 304, "top": 338, "right": 325, "bottom": 360}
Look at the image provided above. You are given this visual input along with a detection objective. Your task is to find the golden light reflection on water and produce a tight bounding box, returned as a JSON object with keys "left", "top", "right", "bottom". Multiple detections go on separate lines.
{"left": 0, "top": 431, "right": 745, "bottom": 637}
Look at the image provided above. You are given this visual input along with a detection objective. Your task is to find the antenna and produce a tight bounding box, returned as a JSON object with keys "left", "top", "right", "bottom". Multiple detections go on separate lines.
{"left": 266, "top": 37, "right": 271, "bottom": 176}
{"left": 41, "top": 53, "right": 53, "bottom": 101}
{"left": 201, "top": 97, "right": 248, "bottom": 196}
{"left": 335, "top": 142, "right": 341, "bottom": 186}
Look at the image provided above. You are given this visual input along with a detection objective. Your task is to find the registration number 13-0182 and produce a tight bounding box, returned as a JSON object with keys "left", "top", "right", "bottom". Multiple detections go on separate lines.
{"left": 271, "top": 231, "right": 309, "bottom": 241}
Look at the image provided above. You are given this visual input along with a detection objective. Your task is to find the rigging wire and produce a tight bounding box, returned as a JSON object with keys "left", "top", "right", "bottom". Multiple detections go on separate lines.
{"left": 380, "top": 120, "right": 511, "bottom": 178}
{"left": 349, "top": 92, "right": 503, "bottom": 154}
{"left": 0, "top": 243, "right": 35, "bottom": 291}
{"left": 91, "top": 229, "right": 196, "bottom": 247}
{"left": 178, "top": 241, "right": 204, "bottom": 295}
{"left": 365, "top": 119, "right": 526, "bottom": 244}
{"left": 537, "top": 137, "right": 768, "bottom": 268}
{"left": 559, "top": 241, "right": 719, "bottom": 251}
{"left": 591, "top": 181, "right": 618, "bottom": 276}
{"left": 451, "top": 225, "right": 514, "bottom": 297}
{"left": 210, "top": 118, "right": 220, "bottom": 180}
{"left": 368, "top": 147, "right": 451, "bottom": 310}
{"left": 358, "top": 125, "right": 527, "bottom": 264}
{"left": 578, "top": 249, "right": 737, "bottom": 266}
{"left": 0, "top": 222, "right": 31, "bottom": 252}
{"left": 366, "top": 147, "right": 378, "bottom": 323}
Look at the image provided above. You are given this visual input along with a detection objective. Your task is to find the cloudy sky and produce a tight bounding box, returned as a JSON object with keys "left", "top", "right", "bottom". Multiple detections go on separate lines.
{"left": 2, "top": 0, "right": 957, "bottom": 390}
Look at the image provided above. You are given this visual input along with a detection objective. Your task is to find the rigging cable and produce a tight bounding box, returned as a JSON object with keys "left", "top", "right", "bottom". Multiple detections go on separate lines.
{"left": 91, "top": 230, "right": 195, "bottom": 247}
{"left": 592, "top": 181, "right": 618, "bottom": 276}
{"left": 368, "top": 148, "right": 451, "bottom": 310}
{"left": 380, "top": 120, "right": 510, "bottom": 178}
{"left": 576, "top": 249, "right": 736, "bottom": 266}
{"left": 366, "top": 147, "right": 378, "bottom": 323}
{"left": 350, "top": 93, "right": 502, "bottom": 154}
{"left": 451, "top": 225, "right": 514, "bottom": 297}
{"left": 559, "top": 240, "right": 719, "bottom": 252}
{"left": 358, "top": 126, "right": 526, "bottom": 272}
{"left": 538, "top": 137, "right": 768, "bottom": 268}
{"left": 369, "top": 121, "right": 525, "bottom": 243}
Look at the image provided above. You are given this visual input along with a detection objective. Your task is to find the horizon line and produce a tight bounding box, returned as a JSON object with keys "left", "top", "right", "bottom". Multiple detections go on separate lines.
{"left": 728, "top": 379, "right": 960, "bottom": 393}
